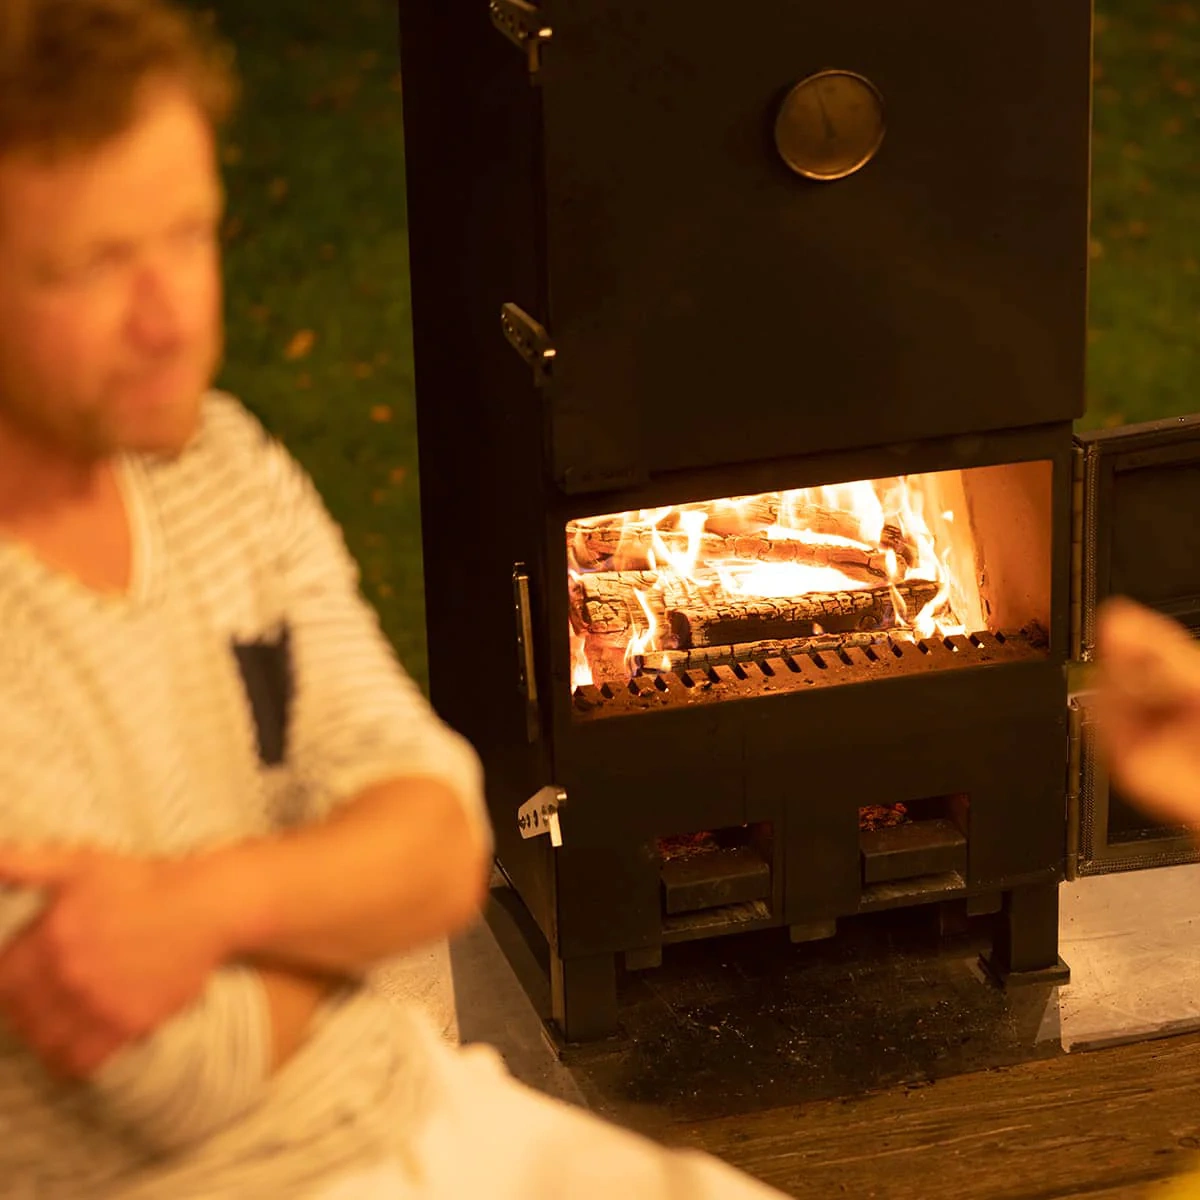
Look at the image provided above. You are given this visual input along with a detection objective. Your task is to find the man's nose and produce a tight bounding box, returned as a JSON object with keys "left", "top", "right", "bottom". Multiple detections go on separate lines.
{"left": 126, "top": 264, "right": 187, "bottom": 353}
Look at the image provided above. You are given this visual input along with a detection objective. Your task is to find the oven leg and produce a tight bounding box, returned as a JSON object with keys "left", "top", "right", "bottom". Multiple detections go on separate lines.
{"left": 983, "top": 882, "right": 1071, "bottom": 987}
{"left": 550, "top": 949, "right": 619, "bottom": 1042}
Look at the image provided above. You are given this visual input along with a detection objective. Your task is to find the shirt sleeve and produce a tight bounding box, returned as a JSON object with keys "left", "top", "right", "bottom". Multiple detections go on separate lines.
{"left": 253, "top": 416, "right": 492, "bottom": 854}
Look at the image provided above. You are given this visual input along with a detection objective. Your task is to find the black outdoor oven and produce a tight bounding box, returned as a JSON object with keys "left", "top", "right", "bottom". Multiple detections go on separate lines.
{"left": 396, "top": 0, "right": 1200, "bottom": 1041}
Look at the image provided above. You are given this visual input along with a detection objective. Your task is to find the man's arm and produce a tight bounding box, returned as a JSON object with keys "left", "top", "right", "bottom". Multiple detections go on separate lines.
{"left": 196, "top": 775, "right": 488, "bottom": 978}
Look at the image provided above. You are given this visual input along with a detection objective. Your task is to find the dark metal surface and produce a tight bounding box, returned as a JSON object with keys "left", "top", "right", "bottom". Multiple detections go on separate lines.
{"left": 397, "top": 0, "right": 1088, "bottom": 1039}
{"left": 536, "top": 0, "right": 1092, "bottom": 491}
{"left": 861, "top": 819, "right": 968, "bottom": 886}
{"left": 570, "top": 632, "right": 1044, "bottom": 720}
{"left": 1077, "top": 413, "right": 1200, "bottom": 656}
{"left": 661, "top": 845, "right": 771, "bottom": 915}
{"left": 1068, "top": 415, "right": 1200, "bottom": 877}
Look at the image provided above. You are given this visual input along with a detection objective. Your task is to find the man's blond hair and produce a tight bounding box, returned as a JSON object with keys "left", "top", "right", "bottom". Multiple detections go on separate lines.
{"left": 0, "top": 0, "right": 237, "bottom": 160}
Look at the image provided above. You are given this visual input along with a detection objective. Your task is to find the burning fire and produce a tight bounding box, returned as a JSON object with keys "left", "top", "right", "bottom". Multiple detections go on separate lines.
{"left": 567, "top": 473, "right": 987, "bottom": 691}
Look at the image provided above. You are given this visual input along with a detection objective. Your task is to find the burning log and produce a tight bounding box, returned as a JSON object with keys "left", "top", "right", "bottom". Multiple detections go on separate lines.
{"left": 569, "top": 570, "right": 663, "bottom": 634}
{"left": 569, "top": 571, "right": 700, "bottom": 636}
{"left": 647, "top": 629, "right": 905, "bottom": 673}
{"left": 881, "top": 523, "right": 918, "bottom": 569}
{"left": 569, "top": 521, "right": 657, "bottom": 571}
{"left": 667, "top": 580, "right": 942, "bottom": 649}
{"left": 702, "top": 497, "right": 781, "bottom": 536}
{"left": 569, "top": 523, "right": 894, "bottom": 581}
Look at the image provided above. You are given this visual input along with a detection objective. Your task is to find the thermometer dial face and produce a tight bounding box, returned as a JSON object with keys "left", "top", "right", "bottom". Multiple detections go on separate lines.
{"left": 774, "top": 70, "right": 886, "bottom": 182}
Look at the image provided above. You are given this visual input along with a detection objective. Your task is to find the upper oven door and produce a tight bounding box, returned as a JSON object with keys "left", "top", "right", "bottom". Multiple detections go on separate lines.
{"left": 1070, "top": 414, "right": 1200, "bottom": 877}
{"left": 535, "top": 0, "right": 1092, "bottom": 494}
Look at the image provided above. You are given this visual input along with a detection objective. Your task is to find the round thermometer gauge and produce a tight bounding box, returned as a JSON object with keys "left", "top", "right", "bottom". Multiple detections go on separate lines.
{"left": 774, "top": 70, "right": 886, "bottom": 182}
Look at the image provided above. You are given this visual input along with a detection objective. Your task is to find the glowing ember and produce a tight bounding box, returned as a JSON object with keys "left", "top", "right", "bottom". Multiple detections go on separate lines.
{"left": 567, "top": 473, "right": 987, "bottom": 690}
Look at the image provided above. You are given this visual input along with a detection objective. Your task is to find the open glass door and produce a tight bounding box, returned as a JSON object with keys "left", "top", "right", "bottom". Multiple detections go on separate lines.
{"left": 1070, "top": 414, "right": 1200, "bottom": 876}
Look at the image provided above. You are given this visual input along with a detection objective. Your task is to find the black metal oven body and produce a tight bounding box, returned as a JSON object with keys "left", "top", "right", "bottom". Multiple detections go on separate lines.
{"left": 397, "top": 0, "right": 1200, "bottom": 1040}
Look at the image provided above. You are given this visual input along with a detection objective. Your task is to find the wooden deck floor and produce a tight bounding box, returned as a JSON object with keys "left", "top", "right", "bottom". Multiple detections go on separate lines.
{"left": 668, "top": 1033, "right": 1200, "bottom": 1199}
{"left": 456, "top": 897, "right": 1200, "bottom": 1200}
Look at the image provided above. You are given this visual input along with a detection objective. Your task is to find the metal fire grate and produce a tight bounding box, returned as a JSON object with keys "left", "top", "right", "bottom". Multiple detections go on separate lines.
{"left": 572, "top": 630, "right": 1045, "bottom": 720}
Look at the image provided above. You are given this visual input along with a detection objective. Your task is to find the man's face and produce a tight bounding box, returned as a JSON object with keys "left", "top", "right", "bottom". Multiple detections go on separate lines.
{"left": 0, "top": 84, "right": 224, "bottom": 464}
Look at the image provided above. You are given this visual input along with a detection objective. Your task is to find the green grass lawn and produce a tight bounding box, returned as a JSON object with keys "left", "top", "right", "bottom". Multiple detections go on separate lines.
{"left": 194, "top": 0, "right": 1200, "bottom": 688}
{"left": 1086, "top": 1, "right": 1200, "bottom": 429}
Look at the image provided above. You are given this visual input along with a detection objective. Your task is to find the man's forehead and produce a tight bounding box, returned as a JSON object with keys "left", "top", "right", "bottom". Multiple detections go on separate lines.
{"left": 0, "top": 97, "right": 219, "bottom": 246}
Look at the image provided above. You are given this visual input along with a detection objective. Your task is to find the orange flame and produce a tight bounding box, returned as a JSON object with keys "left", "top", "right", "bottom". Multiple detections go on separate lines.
{"left": 568, "top": 471, "right": 986, "bottom": 686}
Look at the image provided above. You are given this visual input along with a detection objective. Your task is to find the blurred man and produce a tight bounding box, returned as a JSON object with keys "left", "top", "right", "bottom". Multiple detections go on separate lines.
{"left": 0, "top": 2, "right": 782, "bottom": 1196}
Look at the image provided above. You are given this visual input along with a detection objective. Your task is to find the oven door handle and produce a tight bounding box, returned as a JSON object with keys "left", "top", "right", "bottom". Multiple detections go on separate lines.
{"left": 513, "top": 563, "right": 540, "bottom": 743}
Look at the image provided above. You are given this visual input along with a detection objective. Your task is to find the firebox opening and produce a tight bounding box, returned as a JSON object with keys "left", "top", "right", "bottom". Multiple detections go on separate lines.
{"left": 567, "top": 461, "right": 1053, "bottom": 706}
{"left": 859, "top": 794, "right": 970, "bottom": 889}
{"left": 658, "top": 823, "right": 774, "bottom": 931}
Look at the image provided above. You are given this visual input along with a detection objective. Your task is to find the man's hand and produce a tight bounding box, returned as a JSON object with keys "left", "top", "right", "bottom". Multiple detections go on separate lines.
{"left": 1094, "top": 597, "right": 1200, "bottom": 829}
{"left": 0, "top": 847, "right": 229, "bottom": 1080}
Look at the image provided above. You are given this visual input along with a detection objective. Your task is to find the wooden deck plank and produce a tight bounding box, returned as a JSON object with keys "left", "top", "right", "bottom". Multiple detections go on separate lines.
{"left": 666, "top": 1035, "right": 1200, "bottom": 1199}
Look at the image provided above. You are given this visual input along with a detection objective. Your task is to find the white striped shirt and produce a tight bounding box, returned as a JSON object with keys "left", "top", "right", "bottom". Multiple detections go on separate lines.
{"left": 0, "top": 392, "right": 490, "bottom": 1197}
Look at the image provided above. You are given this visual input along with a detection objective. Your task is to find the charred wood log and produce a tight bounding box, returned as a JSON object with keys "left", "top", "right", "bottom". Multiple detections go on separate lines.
{"left": 646, "top": 629, "right": 905, "bottom": 673}
{"left": 569, "top": 523, "right": 893, "bottom": 581}
{"left": 701, "top": 497, "right": 781, "bottom": 536}
{"left": 881, "top": 522, "right": 918, "bottom": 569}
{"left": 667, "top": 580, "right": 942, "bottom": 649}
{"left": 569, "top": 570, "right": 664, "bottom": 634}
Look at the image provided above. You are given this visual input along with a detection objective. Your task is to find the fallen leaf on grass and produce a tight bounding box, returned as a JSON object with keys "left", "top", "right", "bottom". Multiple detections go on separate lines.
{"left": 370, "top": 404, "right": 393, "bottom": 423}
{"left": 285, "top": 330, "right": 317, "bottom": 360}
{"left": 268, "top": 178, "right": 290, "bottom": 203}
{"left": 389, "top": 467, "right": 407, "bottom": 486}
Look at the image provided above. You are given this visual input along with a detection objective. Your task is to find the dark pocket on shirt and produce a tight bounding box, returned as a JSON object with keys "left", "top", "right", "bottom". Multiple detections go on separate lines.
{"left": 232, "top": 624, "right": 293, "bottom": 767}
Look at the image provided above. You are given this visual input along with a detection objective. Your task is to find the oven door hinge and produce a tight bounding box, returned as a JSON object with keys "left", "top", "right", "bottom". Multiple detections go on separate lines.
{"left": 1064, "top": 694, "right": 1085, "bottom": 881}
{"left": 488, "top": 0, "right": 553, "bottom": 79}
{"left": 513, "top": 563, "right": 541, "bottom": 743}
{"left": 501, "top": 302, "right": 556, "bottom": 386}
{"left": 1069, "top": 441, "right": 1087, "bottom": 663}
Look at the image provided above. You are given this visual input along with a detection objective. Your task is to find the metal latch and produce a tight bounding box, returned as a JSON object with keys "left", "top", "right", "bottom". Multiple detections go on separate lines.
{"left": 488, "top": 0, "right": 552, "bottom": 78}
{"left": 501, "top": 303, "right": 556, "bottom": 386}
{"left": 518, "top": 786, "right": 566, "bottom": 846}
